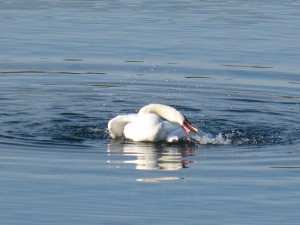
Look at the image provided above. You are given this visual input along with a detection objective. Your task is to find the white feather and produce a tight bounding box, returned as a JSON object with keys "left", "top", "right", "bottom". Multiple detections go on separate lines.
{"left": 108, "top": 104, "right": 198, "bottom": 142}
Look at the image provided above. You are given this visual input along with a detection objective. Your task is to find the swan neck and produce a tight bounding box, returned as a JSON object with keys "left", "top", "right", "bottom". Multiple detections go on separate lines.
{"left": 138, "top": 104, "right": 184, "bottom": 125}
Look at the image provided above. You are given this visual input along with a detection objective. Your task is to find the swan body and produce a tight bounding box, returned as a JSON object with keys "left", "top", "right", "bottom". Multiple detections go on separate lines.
{"left": 108, "top": 104, "right": 198, "bottom": 142}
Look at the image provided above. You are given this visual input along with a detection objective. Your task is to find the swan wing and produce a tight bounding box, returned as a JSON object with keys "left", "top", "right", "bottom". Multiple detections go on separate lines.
{"left": 108, "top": 114, "right": 137, "bottom": 138}
{"left": 124, "top": 114, "right": 166, "bottom": 142}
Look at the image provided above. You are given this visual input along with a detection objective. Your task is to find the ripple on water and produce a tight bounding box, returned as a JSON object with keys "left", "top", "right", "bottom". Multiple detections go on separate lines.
{"left": 0, "top": 60, "right": 299, "bottom": 149}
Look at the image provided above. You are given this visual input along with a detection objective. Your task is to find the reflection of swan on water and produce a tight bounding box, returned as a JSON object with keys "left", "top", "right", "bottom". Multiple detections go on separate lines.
{"left": 107, "top": 142, "right": 195, "bottom": 171}
{"left": 108, "top": 104, "right": 198, "bottom": 142}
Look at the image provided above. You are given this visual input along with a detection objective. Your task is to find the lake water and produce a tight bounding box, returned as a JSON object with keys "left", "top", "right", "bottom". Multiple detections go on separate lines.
{"left": 1, "top": 1, "right": 300, "bottom": 224}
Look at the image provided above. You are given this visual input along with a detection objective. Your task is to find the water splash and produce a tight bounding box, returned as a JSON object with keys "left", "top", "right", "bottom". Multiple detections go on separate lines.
{"left": 192, "top": 133, "right": 232, "bottom": 145}
{"left": 53, "top": 124, "right": 297, "bottom": 147}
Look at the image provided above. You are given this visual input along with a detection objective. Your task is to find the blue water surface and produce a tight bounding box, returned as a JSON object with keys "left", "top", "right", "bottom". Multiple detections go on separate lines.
{"left": 1, "top": 1, "right": 300, "bottom": 225}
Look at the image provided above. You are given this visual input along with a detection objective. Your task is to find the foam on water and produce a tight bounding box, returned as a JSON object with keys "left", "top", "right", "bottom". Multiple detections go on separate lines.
{"left": 191, "top": 133, "right": 232, "bottom": 145}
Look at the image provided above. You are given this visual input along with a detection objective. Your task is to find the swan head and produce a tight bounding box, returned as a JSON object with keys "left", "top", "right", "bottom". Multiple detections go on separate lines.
{"left": 139, "top": 104, "right": 198, "bottom": 134}
{"left": 182, "top": 116, "right": 198, "bottom": 133}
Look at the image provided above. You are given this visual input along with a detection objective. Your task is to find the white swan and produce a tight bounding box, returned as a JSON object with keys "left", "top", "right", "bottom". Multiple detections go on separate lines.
{"left": 108, "top": 103, "right": 198, "bottom": 142}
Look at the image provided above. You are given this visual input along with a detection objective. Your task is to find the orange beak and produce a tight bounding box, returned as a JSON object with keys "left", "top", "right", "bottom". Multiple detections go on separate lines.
{"left": 182, "top": 117, "right": 198, "bottom": 134}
